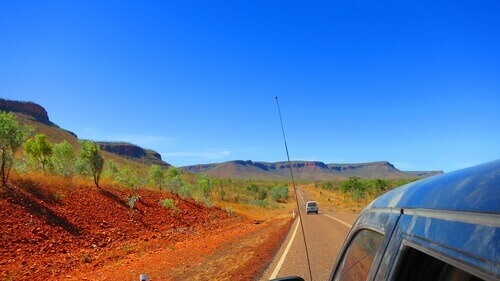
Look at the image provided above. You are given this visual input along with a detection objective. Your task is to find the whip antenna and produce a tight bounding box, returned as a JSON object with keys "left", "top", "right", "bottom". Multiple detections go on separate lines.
{"left": 275, "top": 97, "right": 314, "bottom": 281}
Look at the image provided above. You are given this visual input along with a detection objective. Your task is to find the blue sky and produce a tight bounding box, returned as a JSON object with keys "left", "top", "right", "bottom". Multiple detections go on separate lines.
{"left": 1, "top": 1, "right": 499, "bottom": 172}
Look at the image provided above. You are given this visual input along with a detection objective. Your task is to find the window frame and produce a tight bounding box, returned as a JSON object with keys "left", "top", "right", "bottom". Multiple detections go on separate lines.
{"left": 332, "top": 227, "right": 385, "bottom": 281}
{"left": 389, "top": 240, "right": 493, "bottom": 281}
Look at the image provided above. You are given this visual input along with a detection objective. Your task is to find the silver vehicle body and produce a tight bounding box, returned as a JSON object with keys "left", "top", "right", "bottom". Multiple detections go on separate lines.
{"left": 330, "top": 160, "right": 500, "bottom": 281}
{"left": 306, "top": 201, "right": 318, "bottom": 214}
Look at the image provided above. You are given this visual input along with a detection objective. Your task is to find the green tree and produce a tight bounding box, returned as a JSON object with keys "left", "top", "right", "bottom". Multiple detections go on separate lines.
{"left": 165, "top": 166, "right": 182, "bottom": 193}
{"left": 24, "top": 134, "right": 53, "bottom": 172}
{"left": 76, "top": 140, "right": 104, "bottom": 187}
{"left": 197, "top": 176, "right": 213, "bottom": 205}
{"left": 165, "top": 166, "right": 180, "bottom": 179}
{"left": 340, "top": 177, "right": 367, "bottom": 200}
{"left": 374, "top": 179, "right": 388, "bottom": 192}
{"left": 102, "top": 159, "right": 120, "bottom": 181}
{"left": 270, "top": 185, "right": 289, "bottom": 202}
{"left": 50, "top": 140, "right": 75, "bottom": 177}
{"left": 0, "top": 112, "right": 30, "bottom": 185}
{"left": 115, "top": 168, "right": 137, "bottom": 189}
{"left": 148, "top": 164, "right": 164, "bottom": 189}
{"left": 322, "top": 181, "right": 334, "bottom": 190}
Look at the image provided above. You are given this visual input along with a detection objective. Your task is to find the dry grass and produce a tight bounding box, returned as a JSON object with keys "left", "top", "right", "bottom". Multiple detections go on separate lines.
{"left": 215, "top": 200, "right": 295, "bottom": 221}
{"left": 300, "top": 183, "right": 372, "bottom": 214}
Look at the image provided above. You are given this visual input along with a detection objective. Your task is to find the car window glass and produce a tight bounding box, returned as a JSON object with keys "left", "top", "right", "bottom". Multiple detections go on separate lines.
{"left": 333, "top": 229, "right": 383, "bottom": 281}
{"left": 394, "top": 247, "right": 484, "bottom": 281}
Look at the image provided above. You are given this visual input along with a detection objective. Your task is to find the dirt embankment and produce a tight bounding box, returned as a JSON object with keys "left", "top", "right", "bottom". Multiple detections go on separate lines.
{"left": 0, "top": 176, "right": 292, "bottom": 280}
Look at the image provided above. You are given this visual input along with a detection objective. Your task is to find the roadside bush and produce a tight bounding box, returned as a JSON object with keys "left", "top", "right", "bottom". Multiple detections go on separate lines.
{"left": 160, "top": 198, "right": 176, "bottom": 209}
{"left": 340, "top": 177, "right": 365, "bottom": 201}
{"left": 322, "top": 181, "right": 334, "bottom": 190}
{"left": 339, "top": 177, "right": 419, "bottom": 201}
{"left": 257, "top": 189, "right": 268, "bottom": 200}
{"left": 250, "top": 199, "right": 268, "bottom": 207}
{"left": 270, "top": 185, "right": 288, "bottom": 202}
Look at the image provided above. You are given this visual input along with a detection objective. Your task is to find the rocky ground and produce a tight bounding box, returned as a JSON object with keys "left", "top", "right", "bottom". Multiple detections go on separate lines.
{"left": 0, "top": 176, "right": 292, "bottom": 280}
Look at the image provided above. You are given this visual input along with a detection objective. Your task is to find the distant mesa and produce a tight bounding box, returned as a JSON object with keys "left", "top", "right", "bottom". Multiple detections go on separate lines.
{"left": 0, "top": 98, "right": 51, "bottom": 124}
{"left": 181, "top": 160, "right": 443, "bottom": 180}
{"left": 97, "top": 142, "right": 169, "bottom": 167}
{"left": 0, "top": 98, "right": 78, "bottom": 138}
{"left": 1, "top": 98, "right": 171, "bottom": 167}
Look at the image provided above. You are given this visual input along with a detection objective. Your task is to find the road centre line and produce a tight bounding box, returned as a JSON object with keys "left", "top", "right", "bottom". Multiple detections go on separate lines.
{"left": 298, "top": 189, "right": 352, "bottom": 228}
{"left": 269, "top": 217, "right": 301, "bottom": 280}
{"left": 323, "top": 214, "right": 352, "bottom": 228}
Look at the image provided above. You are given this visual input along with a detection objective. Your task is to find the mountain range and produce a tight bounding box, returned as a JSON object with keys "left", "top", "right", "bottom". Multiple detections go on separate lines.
{"left": 181, "top": 160, "right": 443, "bottom": 180}
{"left": 1, "top": 98, "right": 443, "bottom": 180}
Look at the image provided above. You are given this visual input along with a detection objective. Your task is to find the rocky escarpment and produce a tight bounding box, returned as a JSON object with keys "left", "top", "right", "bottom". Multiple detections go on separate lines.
{"left": 0, "top": 98, "right": 78, "bottom": 138}
{"left": 181, "top": 160, "right": 443, "bottom": 180}
{"left": 0, "top": 98, "right": 52, "bottom": 125}
{"left": 97, "top": 142, "right": 169, "bottom": 166}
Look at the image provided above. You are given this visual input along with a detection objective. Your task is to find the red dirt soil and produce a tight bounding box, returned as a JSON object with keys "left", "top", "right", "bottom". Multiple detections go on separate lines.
{"left": 0, "top": 176, "right": 292, "bottom": 280}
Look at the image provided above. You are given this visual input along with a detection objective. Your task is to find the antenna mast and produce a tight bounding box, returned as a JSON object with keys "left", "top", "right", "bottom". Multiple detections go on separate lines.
{"left": 275, "top": 97, "right": 314, "bottom": 281}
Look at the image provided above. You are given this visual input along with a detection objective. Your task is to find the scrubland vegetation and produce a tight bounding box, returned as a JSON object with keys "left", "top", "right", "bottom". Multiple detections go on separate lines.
{"left": 1, "top": 112, "right": 292, "bottom": 212}
{"left": 2, "top": 110, "right": 418, "bottom": 212}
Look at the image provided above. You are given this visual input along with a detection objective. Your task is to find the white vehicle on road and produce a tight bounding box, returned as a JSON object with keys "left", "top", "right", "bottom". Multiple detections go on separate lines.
{"left": 305, "top": 201, "right": 318, "bottom": 214}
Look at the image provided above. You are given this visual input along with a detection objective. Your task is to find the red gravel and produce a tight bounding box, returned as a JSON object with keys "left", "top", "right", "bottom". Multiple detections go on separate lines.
{"left": 0, "top": 176, "right": 291, "bottom": 280}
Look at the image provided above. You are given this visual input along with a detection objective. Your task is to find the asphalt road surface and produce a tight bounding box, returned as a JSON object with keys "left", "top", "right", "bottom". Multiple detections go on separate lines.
{"left": 259, "top": 189, "right": 358, "bottom": 281}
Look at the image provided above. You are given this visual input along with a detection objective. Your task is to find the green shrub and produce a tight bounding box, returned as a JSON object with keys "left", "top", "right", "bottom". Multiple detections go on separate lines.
{"left": 322, "top": 181, "right": 334, "bottom": 189}
{"left": 160, "top": 198, "right": 176, "bottom": 209}
{"left": 250, "top": 199, "right": 268, "bottom": 207}
{"left": 178, "top": 183, "right": 192, "bottom": 199}
{"left": 51, "top": 140, "right": 75, "bottom": 177}
{"left": 270, "top": 185, "right": 288, "bottom": 202}
{"left": 224, "top": 206, "right": 234, "bottom": 215}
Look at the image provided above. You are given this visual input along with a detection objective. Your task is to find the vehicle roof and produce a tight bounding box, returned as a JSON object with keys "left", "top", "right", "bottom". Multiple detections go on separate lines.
{"left": 366, "top": 160, "right": 500, "bottom": 214}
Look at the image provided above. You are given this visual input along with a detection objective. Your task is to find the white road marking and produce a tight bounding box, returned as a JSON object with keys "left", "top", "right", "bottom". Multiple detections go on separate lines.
{"left": 298, "top": 188, "right": 353, "bottom": 228}
{"left": 323, "top": 214, "right": 352, "bottom": 228}
{"left": 269, "top": 217, "right": 301, "bottom": 280}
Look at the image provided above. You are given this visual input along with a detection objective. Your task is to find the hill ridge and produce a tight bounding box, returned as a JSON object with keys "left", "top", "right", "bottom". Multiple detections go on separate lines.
{"left": 1, "top": 98, "right": 170, "bottom": 166}
{"left": 181, "top": 160, "right": 443, "bottom": 180}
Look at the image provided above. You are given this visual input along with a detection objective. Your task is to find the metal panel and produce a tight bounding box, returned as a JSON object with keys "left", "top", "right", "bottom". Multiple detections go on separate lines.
{"left": 367, "top": 159, "right": 500, "bottom": 214}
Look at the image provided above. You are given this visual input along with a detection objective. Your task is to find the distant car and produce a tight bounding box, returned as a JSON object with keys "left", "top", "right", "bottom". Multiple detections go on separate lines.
{"left": 306, "top": 201, "right": 318, "bottom": 214}
{"left": 275, "top": 160, "right": 500, "bottom": 281}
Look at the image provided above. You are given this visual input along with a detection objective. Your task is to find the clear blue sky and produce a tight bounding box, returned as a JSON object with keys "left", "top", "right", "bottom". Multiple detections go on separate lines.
{"left": 1, "top": 1, "right": 499, "bottom": 172}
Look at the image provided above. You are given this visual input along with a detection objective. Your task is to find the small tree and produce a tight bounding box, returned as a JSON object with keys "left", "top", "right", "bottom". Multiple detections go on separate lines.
{"left": 0, "top": 112, "right": 30, "bottom": 185}
{"left": 270, "top": 185, "right": 289, "bottom": 202}
{"left": 197, "top": 176, "right": 213, "bottom": 206}
{"left": 51, "top": 140, "right": 75, "bottom": 177}
{"left": 24, "top": 134, "right": 53, "bottom": 172}
{"left": 165, "top": 166, "right": 182, "bottom": 193}
{"left": 77, "top": 140, "right": 104, "bottom": 187}
{"left": 115, "top": 168, "right": 140, "bottom": 190}
{"left": 340, "top": 177, "right": 366, "bottom": 201}
{"left": 148, "top": 164, "right": 164, "bottom": 189}
{"left": 165, "top": 166, "right": 180, "bottom": 179}
{"left": 102, "top": 159, "right": 119, "bottom": 180}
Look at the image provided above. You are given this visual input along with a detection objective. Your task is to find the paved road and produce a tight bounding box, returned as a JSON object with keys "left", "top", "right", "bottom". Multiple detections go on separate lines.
{"left": 259, "top": 189, "right": 358, "bottom": 281}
